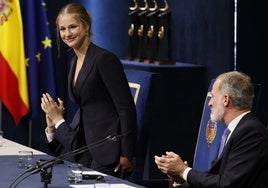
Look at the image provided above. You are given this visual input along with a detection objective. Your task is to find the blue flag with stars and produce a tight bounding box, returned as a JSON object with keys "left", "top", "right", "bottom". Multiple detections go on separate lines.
{"left": 21, "top": 0, "right": 56, "bottom": 117}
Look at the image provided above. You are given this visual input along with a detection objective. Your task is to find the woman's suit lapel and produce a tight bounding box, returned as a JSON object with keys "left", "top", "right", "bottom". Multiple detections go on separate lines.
{"left": 68, "top": 43, "right": 97, "bottom": 102}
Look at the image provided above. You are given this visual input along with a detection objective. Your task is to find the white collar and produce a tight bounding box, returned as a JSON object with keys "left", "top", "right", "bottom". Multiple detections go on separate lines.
{"left": 227, "top": 111, "right": 250, "bottom": 132}
{"left": 225, "top": 111, "right": 250, "bottom": 143}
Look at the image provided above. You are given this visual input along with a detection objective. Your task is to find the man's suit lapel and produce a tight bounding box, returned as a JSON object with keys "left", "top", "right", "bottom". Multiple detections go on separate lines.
{"left": 209, "top": 113, "right": 251, "bottom": 171}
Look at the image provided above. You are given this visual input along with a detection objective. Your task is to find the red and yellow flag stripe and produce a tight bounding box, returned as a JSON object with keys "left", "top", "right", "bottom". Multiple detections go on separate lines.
{"left": 0, "top": 0, "right": 29, "bottom": 125}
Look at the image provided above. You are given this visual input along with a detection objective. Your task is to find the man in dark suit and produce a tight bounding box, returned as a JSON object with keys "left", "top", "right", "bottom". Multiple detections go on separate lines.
{"left": 155, "top": 71, "right": 268, "bottom": 188}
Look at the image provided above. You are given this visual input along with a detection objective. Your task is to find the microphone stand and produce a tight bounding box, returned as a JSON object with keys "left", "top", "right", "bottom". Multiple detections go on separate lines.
{"left": 9, "top": 135, "right": 118, "bottom": 188}
{"left": 40, "top": 165, "right": 53, "bottom": 188}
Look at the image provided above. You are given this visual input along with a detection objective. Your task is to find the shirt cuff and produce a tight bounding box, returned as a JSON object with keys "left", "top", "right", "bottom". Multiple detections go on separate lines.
{"left": 45, "top": 127, "right": 54, "bottom": 143}
{"left": 173, "top": 167, "right": 192, "bottom": 187}
{"left": 45, "top": 119, "right": 65, "bottom": 143}
{"left": 183, "top": 167, "right": 192, "bottom": 181}
{"left": 173, "top": 181, "right": 181, "bottom": 187}
{"left": 55, "top": 119, "right": 65, "bottom": 129}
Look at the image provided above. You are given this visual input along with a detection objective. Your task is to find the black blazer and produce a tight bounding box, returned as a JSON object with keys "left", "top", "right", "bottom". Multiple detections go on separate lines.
{"left": 180, "top": 113, "right": 268, "bottom": 188}
{"left": 49, "top": 43, "right": 137, "bottom": 166}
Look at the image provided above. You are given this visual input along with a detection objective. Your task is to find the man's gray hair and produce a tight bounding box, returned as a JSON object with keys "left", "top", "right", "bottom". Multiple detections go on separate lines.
{"left": 216, "top": 71, "right": 254, "bottom": 110}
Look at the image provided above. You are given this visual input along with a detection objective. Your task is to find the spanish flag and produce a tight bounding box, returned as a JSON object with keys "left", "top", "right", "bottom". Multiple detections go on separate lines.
{"left": 0, "top": 1, "right": 29, "bottom": 125}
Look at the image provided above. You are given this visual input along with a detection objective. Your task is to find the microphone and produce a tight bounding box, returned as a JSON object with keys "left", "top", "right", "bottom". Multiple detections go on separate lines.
{"left": 9, "top": 134, "right": 122, "bottom": 188}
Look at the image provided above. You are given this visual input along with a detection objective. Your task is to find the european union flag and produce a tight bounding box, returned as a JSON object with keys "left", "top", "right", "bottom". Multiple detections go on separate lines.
{"left": 21, "top": 0, "right": 56, "bottom": 117}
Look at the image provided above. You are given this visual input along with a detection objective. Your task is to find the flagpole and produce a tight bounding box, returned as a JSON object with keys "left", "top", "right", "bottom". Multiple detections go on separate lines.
{"left": 28, "top": 119, "right": 32, "bottom": 147}
{"left": 0, "top": 101, "right": 2, "bottom": 131}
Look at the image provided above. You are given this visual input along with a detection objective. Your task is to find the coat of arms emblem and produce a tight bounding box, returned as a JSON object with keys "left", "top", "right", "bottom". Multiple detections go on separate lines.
{"left": 206, "top": 119, "right": 217, "bottom": 147}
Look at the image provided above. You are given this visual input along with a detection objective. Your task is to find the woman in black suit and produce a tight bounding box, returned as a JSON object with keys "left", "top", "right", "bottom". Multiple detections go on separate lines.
{"left": 41, "top": 3, "right": 137, "bottom": 178}
{"left": 155, "top": 71, "right": 268, "bottom": 187}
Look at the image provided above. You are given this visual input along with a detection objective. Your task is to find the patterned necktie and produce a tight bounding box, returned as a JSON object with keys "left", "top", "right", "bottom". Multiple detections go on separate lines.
{"left": 217, "top": 128, "right": 230, "bottom": 158}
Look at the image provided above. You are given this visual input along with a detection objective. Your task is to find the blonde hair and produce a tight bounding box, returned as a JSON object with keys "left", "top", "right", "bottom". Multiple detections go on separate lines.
{"left": 56, "top": 3, "right": 93, "bottom": 57}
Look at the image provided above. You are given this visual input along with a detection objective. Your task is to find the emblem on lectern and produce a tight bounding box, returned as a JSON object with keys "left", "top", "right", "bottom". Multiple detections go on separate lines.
{"left": 206, "top": 119, "right": 217, "bottom": 147}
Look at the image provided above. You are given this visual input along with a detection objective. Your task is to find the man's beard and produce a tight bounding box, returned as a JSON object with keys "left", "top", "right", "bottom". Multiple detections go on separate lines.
{"left": 210, "top": 105, "right": 224, "bottom": 122}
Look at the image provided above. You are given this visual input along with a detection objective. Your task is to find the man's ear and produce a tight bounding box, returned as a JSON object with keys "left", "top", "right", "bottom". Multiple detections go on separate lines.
{"left": 223, "top": 94, "right": 231, "bottom": 107}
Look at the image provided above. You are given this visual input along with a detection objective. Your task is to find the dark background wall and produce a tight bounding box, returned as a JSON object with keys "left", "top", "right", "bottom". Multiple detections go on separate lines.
{"left": 1, "top": 0, "right": 267, "bottom": 180}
